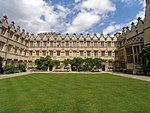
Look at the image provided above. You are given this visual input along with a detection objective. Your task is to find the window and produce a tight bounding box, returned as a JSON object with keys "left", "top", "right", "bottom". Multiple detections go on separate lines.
{"left": 73, "top": 51, "right": 77, "bottom": 57}
{"left": 37, "top": 41, "right": 40, "bottom": 47}
{"left": 87, "top": 41, "right": 90, "bottom": 47}
{"left": 25, "top": 41, "right": 28, "bottom": 46}
{"left": 24, "top": 51, "right": 27, "bottom": 56}
{"left": 108, "top": 51, "right": 112, "bottom": 56}
{"left": 29, "top": 51, "right": 32, "bottom": 56}
{"left": 126, "top": 47, "right": 133, "bottom": 63}
{"left": 108, "top": 41, "right": 111, "bottom": 47}
{"left": 43, "top": 41, "right": 46, "bottom": 47}
{"left": 94, "top": 41, "right": 97, "bottom": 47}
{"left": 66, "top": 51, "right": 69, "bottom": 56}
{"left": 134, "top": 46, "right": 141, "bottom": 64}
{"left": 73, "top": 41, "right": 76, "bottom": 47}
{"left": 50, "top": 41, "right": 53, "bottom": 47}
{"left": 80, "top": 51, "right": 84, "bottom": 56}
{"left": 14, "top": 48, "right": 17, "bottom": 54}
{"left": 57, "top": 51, "right": 60, "bottom": 56}
{"left": 94, "top": 51, "right": 98, "bottom": 57}
{"left": 101, "top": 51, "right": 105, "bottom": 56}
{"left": 16, "top": 35, "right": 19, "bottom": 41}
{"left": 20, "top": 49, "right": 22, "bottom": 55}
{"left": 114, "top": 42, "right": 117, "bottom": 47}
{"left": 57, "top": 41, "right": 61, "bottom": 47}
{"left": 36, "top": 51, "right": 39, "bottom": 56}
{"left": 7, "top": 45, "right": 12, "bottom": 52}
{"left": 80, "top": 41, "right": 83, "bottom": 47}
{"left": 50, "top": 51, "right": 53, "bottom": 56}
{"left": 43, "top": 51, "right": 46, "bottom": 56}
{"left": 101, "top": 41, "right": 104, "bottom": 47}
{"left": 30, "top": 41, "right": 33, "bottom": 47}
{"left": 87, "top": 51, "right": 91, "bottom": 56}
{"left": 0, "top": 42, "right": 4, "bottom": 51}
{"left": 66, "top": 41, "right": 69, "bottom": 47}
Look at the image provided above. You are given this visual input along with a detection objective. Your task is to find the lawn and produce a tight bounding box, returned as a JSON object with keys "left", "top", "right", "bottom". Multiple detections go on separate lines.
{"left": 0, "top": 73, "right": 150, "bottom": 113}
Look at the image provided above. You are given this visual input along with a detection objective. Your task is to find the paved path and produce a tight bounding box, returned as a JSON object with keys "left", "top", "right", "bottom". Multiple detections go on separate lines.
{"left": 0, "top": 71, "right": 150, "bottom": 82}
{"left": 106, "top": 72, "right": 150, "bottom": 82}
{"left": 0, "top": 72, "right": 31, "bottom": 79}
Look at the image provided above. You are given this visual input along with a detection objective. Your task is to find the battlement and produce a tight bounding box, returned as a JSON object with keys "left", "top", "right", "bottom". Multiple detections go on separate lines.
{"left": 116, "top": 17, "right": 144, "bottom": 41}
{"left": 0, "top": 16, "right": 118, "bottom": 42}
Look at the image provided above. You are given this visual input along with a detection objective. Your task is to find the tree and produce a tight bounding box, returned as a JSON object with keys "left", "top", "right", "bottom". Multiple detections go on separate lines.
{"left": 16, "top": 64, "right": 26, "bottom": 72}
{"left": 93, "top": 58, "right": 103, "bottom": 69}
{"left": 140, "top": 46, "right": 150, "bottom": 75}
{"left": 70, "top": 58, "right": 84, "bottom": 71}
{"left": 67, "top": 57, "right": 103, "bottom": 72}
{"left": 35, "top": 56, "right": 52, "bottom": 71}
{"left": 63, "top": 59, "right": 71, "bottom": 66}
{"left": 3, "top": 64, "right": 16, "bottom": 74}
{"left": 52, "top": 60, "right": 60, "bottom": 69}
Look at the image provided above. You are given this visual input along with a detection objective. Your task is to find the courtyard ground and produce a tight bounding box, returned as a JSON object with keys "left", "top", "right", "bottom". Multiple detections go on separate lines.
{"left": 0, "top": 73, "right": 150, "bottom": 113}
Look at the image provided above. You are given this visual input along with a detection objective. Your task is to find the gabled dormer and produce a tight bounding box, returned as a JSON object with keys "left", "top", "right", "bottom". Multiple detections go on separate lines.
{"left": 43, "top": 34, "right": 48, "bottom": 41}
{"left": 72, "top": 33, "right": 77, "bottom": 41}
{"left": 106, "top": 34, "right": 112, "bottom": 41}
{"left": 93, "top": 33, "right": 98, "bottom": 41}
{"left": 137, "top": 17, "right": 144, "bottom": 33}
{"left": 100, "top": 34, "right": 105, "bottom": 41}
{"left": 36, "top": 34, "right": 41, "bottom": 41}
{"left": 10, "top": 21, "right": 15, "bottom": 32}
{"left": 78, "top": 33, "right": 84, "bottom": 41}
{"left": 85, "top": 33, "right": 91, "bottom": 41}
{"left": 131, "top": 22, "right": 136, "bottom": 32}
{"left": 64, "top": 33, "right": 70, "bottom": 41}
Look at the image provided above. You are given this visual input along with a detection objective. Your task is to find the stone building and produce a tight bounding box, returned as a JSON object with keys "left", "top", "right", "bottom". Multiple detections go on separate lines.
{"left": 115, "top": 0, "right": 150, "bottom": 73}
{"left": 0, "top": 18, "right": 117, "bottom": 71}
{"left": 0, "top": 0, "right": 150, "bottom": 72}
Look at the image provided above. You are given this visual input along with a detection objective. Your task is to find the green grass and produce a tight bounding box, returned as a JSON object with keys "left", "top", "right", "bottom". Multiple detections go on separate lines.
{"left": 0, "top": 73, "right": 150, "bottom": 113}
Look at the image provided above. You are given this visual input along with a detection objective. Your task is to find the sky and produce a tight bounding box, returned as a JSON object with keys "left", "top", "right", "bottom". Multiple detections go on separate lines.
{"left": 0, "top": 0, "right": 146, "bottom": 36}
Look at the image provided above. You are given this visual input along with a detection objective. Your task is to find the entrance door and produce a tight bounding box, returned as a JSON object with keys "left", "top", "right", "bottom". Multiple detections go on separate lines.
{"left": 102, "top": 65, "right": 105, "bottom": 71}
{"left": 49, "top": 65, "right": 53, "bottom": 71}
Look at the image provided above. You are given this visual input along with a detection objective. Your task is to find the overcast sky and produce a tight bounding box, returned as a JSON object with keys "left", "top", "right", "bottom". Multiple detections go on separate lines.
{"left": 0, "top": 0, "right": 146, "bottom": 36}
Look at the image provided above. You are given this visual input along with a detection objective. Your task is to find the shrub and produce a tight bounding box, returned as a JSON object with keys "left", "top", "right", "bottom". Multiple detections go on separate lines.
{"left": 16, "top": 64, "right": 26, "bottom": 72}
{"left": 126, "top": 69, "right": 133, "bottom": 74}
{"left": 3, "top": 64, "right": 16, "bottom": 74}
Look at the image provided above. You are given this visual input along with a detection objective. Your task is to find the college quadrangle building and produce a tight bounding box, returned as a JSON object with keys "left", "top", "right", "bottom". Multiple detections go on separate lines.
{"left": 0, "top": 0, "right": 150, "bottom": 72}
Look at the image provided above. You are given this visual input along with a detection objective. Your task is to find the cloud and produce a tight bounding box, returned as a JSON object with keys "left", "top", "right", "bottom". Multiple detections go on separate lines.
{"left": 103, "top": 23, "right": 125, "bottom": 35}
{"left": 80, "top": 0, "right": 116, "bottom": 14}
{"left": 103, "top": 0, "right": 145, "bottom": 35}
{"left": 66, "top": 11, "right": 101, "bottom": 33}
{"left": 0, "top": 0, "right": 70, "bottom": 34}
{"left": 121, "top": 0, "right": 145, "bottom": 6}
{"left": 66, "top": 0, "right": 116, "bottom": 33}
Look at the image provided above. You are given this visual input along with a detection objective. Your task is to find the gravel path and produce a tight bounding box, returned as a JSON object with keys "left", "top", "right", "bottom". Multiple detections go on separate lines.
{"left": 0, "top": 71, "right": 150, "bottom": 82}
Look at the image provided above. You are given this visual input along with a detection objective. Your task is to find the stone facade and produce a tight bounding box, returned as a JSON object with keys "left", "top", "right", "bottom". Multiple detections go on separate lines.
{"left": 115, "top": 0, "right": 150, "bottom": 73}
{"left": 0, "top": 0, "right": 150, "bottom": 72}
{"left": 0, "top": 19, "right": 117, "bottom": 71}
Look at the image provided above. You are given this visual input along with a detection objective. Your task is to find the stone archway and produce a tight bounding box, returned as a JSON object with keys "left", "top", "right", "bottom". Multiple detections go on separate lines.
{"left": 102, "top": 65, "right": 105, "bottom": 71}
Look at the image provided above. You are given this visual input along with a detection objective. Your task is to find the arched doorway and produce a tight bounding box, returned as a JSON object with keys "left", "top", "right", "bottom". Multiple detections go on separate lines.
{"left": 102, "top": 65, "right": 105, "bottom": 71}
{"left": 49, "top": 65, "right": 53, "bottom": 71}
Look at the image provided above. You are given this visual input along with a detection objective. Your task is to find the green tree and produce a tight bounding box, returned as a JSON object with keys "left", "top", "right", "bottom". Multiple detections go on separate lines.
{"left": 3, "top": 64, "right": 16, "bottom": 74}
{"left": 70, "top": 58, "right": 84, "bottom": 71}
{"left": 93, "top": 58, "right": 103, "bottom": 69}
{"left": 16, "top": 64, "right": 26, "bottom": 72}
{"left": 35, "top": 56, "right": 52, "bottom": 71}
{"left": 52, "top": 60, "right": 60, "bottom": 69}
{"left": 140, "top": 46, "right": 150, "bottom": 75}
